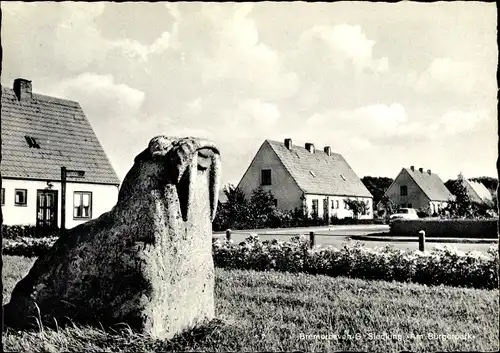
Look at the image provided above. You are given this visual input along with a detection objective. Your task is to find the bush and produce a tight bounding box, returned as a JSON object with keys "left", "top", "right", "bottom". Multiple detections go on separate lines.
{"left": 1, "top": 225, "right": 60, "bottom": 239}
{"left": 213, "top": 236, "right": 499, "bottom": 290}
{"left": 3, "top": 236, "right": 58, "bottom": 257}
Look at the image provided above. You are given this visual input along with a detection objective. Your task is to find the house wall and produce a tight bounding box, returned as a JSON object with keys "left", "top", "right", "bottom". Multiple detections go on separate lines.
{"left": 382, "top": 169, "right": 431, "bottom": 211}
{"left": 237, "top": 142, "right": 303, "bottom": 211}
{"left": 304, "top": 194, "right": 373, "bottom": 220}
{"left": 429, "top": 201, "right": 449, "bottom": 215}
{"left": 1, "top": 178, "right": 119, "bottom": 229}
{"left": 381, "top": 170, "right": 450, "bottom": 215}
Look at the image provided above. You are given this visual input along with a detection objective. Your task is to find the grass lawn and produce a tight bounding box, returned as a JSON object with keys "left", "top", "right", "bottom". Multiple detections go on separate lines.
{"left": 2, "top": 255, "right": 499, "bottom": 352}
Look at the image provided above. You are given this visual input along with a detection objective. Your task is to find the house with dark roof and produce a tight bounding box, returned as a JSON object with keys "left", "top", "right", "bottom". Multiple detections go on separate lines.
{"left": 237, "top": 138, "right": 373, "bottom": 220}
{"left": 377, "top": 166, "right": 455, "bottom": 215}
{"left": 1, "top": 78, "right": 120, "bottom": 229}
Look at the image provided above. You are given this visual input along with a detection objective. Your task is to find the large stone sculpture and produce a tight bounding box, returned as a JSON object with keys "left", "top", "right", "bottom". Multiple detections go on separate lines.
{"left": 3, "top": 136, "right": 221, "bottom": 339}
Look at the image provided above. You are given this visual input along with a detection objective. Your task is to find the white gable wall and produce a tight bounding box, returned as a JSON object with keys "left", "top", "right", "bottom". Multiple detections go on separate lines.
{"left": 237, "top": 142, "right": 303, "bottom": 211}
{"left": 379, "top": 169, "right": 450, "bottom": 215}
{"left": 1, "top": 178, "right": 119, "bottom": 229}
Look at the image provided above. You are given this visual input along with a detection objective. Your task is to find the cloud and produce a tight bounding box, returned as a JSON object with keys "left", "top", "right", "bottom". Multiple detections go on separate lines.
{"left": 306, "top": 103, "right": 408, "bottom": 139}
{"left": 240, "top": 99, "right": 281, "bottom": 125}
{"left": 298, "top": 24, "right": 389, "bottom": 75}
{"left": 414, "top": 58, "right": 484, "bottom": 95}
{"left": 52, "top": 73, "right": 145, "bottom": 115}
{"left": 437, "top": 110, "right": 491, "bottom": 135}
{"left": 2, "top": 2, "right": 496, "bottom": 184}
{"left": 192, "top": 3, "right": 299, "bottom": 100}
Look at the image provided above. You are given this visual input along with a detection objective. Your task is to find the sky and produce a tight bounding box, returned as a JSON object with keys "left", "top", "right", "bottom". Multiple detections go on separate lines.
{"left": 1, "top": 1, "right": 498, "bottom": 186}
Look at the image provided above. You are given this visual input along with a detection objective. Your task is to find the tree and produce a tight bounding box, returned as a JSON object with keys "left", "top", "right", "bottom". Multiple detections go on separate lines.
{"left": 361, "top": 176, "right": 394, "bottom": 206}
{"left": 379, "top": 195, "right": 395, "bottom": 220}
{"left": 249, "top": 188, "right": 278, "bottom": 228}
{"left": 443, "top": 173, "right": 474, "bottom": 218}
{"left": 212, "top": 184, "right": 252, "bottom": 230}
{"left": 344, "top": 199, "right": 367, "bottom": 219}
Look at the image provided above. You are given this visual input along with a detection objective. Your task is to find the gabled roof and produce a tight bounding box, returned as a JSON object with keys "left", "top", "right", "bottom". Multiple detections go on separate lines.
{"left": 1, "top": 85, "right": 120, "bottom": 185}
{"left": 265, "top": 140, "right": 372, "bottom": 198}
{"left": 465, "top": 179, "right": 493, "bottom": 204}
{"left": 403, "top": 168, "right": 455, "bottom": 201}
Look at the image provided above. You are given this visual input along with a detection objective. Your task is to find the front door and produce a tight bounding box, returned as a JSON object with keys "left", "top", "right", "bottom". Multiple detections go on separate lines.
{"left": 37, "top": 190, "right": 58, "bottom": 229}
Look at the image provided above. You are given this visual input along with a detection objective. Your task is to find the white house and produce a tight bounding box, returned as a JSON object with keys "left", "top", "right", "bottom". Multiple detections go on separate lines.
{"left": 237, "top": 138, "right": 373, "bottom": 220}
{"left": 1, "top": 78, "right": 120, "bottom": 229}
{"left": 462, "top": 177, "right": 494, "bottom": 206}
{"left": 377, "top": 166, "right": 455, "bottom": 215}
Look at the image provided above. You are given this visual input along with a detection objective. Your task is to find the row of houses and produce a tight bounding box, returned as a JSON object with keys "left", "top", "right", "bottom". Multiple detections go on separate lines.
{"left": 234, "top": 139, "right": 494, "bottom": 219}
{"left": 1, "top": 78, "right": 495, "bottom": 228}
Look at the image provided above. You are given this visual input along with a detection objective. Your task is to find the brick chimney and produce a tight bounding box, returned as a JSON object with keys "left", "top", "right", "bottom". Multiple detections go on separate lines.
{"left": 427, "top": 169, "right": 432, "bottom": 175}
{"left": 410, "top": 166, "right": 415, "bottom": 171}
{"left": 324, "top": 146, "right": 331, "bottom": 156}
{"left": 13, "top": 78, "right": 32, "bottom": 101}
{"left": 419, "top": 167, "right": 424, "bottom": 173}
{"left": 284, "top": 138, "right": 293, "bottom": 150}
{"left": 305, "top": 142, "right": 315, "bottom": 153}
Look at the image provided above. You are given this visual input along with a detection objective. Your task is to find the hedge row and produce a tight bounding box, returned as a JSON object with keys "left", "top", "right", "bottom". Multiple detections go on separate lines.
{"left": 3, "top": 235, "right": 498, "bottom": 290}
{"left": 1, "top": 225, "right": 60, "bottom": 239}
{"left": 213, "top": 235, "right": 499, "bottom": 290}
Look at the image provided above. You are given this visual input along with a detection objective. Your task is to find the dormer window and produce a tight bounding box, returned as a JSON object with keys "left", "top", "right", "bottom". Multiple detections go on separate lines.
{"left": 310, "top": 171, "right": 316, "bottom": 177}
{"left": 340, "top": 174, "right": 346, "bottom": 181}
{"left": 25, "top": 135, "right": 40, "bottom": 149}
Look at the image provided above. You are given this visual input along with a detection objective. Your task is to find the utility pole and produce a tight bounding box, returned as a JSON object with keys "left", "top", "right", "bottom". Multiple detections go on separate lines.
{"left": 61, "top": 167, "right": 67, "bottom": 230}
{"left": 60, "top": 167, "right": 85, "bottom": 231}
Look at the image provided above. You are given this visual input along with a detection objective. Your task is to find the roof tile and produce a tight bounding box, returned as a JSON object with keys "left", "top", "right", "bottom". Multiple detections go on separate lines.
{"left": 1, "top": 87, "right": 120, "bottom": 185}
{"left": 404, "top": 168, "right": 454, "bottom": 201}
{"left": 266, "top": 140, "right": 372, "bottom": 198}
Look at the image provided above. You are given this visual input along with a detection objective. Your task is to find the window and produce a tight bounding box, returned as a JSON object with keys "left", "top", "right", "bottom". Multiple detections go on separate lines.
{"left": 261, "top": 169, "right": 272, "bottom": 185}
{"left": 331, "top": 200, "right": 335, "bottom": 209}
{"left": 400, "top": 185, "right": 408, "bottom": 196}
{"left": 408, "top": 203, "right": 412, "bottom": 208}
{"left": 1, "top": 188, "right": 5, "bottom": 206}
{"left": 336, "top": 200, "right": 339, "bottom": 209}
{"left": 274, "top": 199, "right": 278, "bottom": 207}
{"left": 14, "top": 189, "right": 27, "bottom": 206}
{"left": 74, "top": 191, "right": 92, "bottom": 219}
{"left": 312, "top": 199, "right": 319, "bottom": 217}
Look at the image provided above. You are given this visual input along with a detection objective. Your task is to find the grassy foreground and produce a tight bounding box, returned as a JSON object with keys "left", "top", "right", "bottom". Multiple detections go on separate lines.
{"left": 2, "top": 255, "right": 499, "bottom": 352}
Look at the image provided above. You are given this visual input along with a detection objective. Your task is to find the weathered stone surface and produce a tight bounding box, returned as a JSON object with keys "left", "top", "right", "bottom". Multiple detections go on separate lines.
{"left": 3, "top": 136, "right": 221, "bottom": 339}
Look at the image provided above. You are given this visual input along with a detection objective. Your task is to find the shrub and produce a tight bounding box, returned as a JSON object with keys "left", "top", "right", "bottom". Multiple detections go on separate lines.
{"left": 212, "top": 236, "right": 499, "bottom": 290}
{"left": 1, "top": 225, "right": 59, "bottom": 239}
{"left": 3, "top": 236, "right": 58, "bottom": 257}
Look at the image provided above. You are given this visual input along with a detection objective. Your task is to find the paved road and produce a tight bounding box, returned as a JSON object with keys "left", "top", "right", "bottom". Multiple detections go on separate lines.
{"left": 213, "top": 225, "right": 496, "bottom": 253}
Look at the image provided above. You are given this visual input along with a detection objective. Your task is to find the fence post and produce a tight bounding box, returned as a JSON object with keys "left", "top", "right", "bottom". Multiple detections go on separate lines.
{"left": 309, "top": 231, "right": 315, "bottom": 249}
{"left": 418, "top": 230, "right": 426, "bottom": 251}
{"left": 226, "top": 229, "right": 232, "bottom": 242}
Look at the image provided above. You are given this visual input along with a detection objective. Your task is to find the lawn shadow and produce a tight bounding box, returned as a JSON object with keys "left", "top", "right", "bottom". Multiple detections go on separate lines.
{"left": 3, "top": 317, "right": 245, "bottom": 352}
